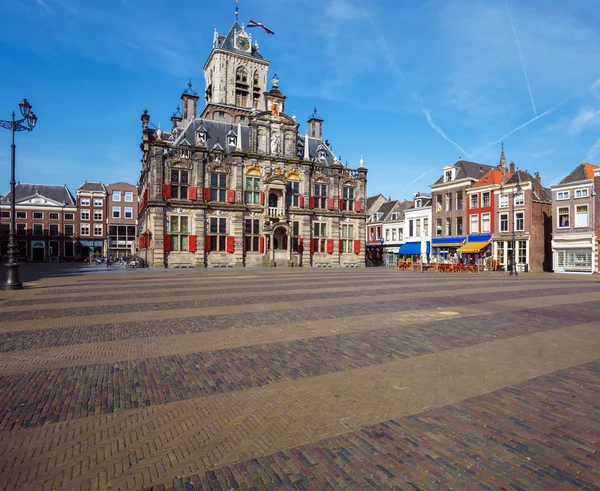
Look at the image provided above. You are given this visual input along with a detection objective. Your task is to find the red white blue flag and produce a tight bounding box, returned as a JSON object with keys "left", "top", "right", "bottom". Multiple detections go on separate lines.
{"left": 247, "top": 19, "right": 275, "bottom": 35}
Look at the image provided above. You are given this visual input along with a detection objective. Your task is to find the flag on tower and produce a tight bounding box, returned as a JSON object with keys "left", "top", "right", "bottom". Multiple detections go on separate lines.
{"left": 247, "top": 19, "right": 275, "bottom": 35}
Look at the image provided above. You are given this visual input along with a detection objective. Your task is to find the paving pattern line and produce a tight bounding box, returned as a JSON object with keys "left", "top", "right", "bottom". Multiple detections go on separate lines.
{"left": 0, "top": 281, "right": 587, "bottom": 333}
{"left": 1, "top": 321, "right": 598, "bottom": 491}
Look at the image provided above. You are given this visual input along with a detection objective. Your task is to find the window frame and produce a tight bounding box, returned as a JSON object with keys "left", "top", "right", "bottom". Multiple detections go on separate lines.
{"left": 169, "top": 215, "right": 190, "bottom": 251}
{"left": 33, "top": 212, "right": 43, "bottom": 220}
{"left": 16, "top": 211, "right": 26, "bottom": 219}
{"left": 470, "top": 214, "right": 479, "bottom": 234}
{"left": 16, "top": 223, "right": 27, "bottom": 236}
{"left": 244, "top": 219, "right": 261, "bottom": 252}
{"left": 124, "top": 207, "right": 133, "bottom": 219}
{"left": 80, "top": 198, "right": 90, "bottom": 206}
{"left": 313, "top": 222, "right": 327, "bottom": 252}
{"left": 170, "top": 169, "right": 189, "bottom": 200}
{"left": 112, "top": 191, "right": 121, "bottom": 202}
{"left": 314, "top": 183, "right": 328, "bottom": 209}
{"left": 49, "top": 223, "right": 59, "bottom": 237}
{"left": 499, "top": 194, "right": 508, "bottom": 209}
{"left": 210, "top": 173, "right": 228, "bottom": 202}
{"left": 514, "top": 192, "right": 524, "bottom": 206}
{"left": 93, "top": 224, "right": 103, "bottom": 237}
{"left": 93, "top": 198, "right": 103, "bottom": 207}
{"left": 80, "top": 223, "right": 90, "bottom": 236}
{"left": 80, "top": 209, "right": 90, "bottom": 221}
{"left": 93, "top": 210, "right": 103, "bottom": 221}
{"left": 124, "top": 191, "right": 134, "bottom": 202}
{"left": 209, "top": 216, "right": 227, "bottom": 251}
{"left": 112, "top": 206, "right": 121, "bottom": 219}
{"left": 481, "top": 212, "right": 490, "bottom": 233}
{"left": 33, "top": 223, "right": 44, "bottom": 236}
{"left": 470, "top": 194, "right": 478, "bottom": 210}
{"left": 574, "top": 204, "right": 588, "bottom": 228}
{"left": 515, "top": 211, "right": 524, "bottom": 232}
{"left": 499, "top": 213, "right": 508, "bottom": 232}
{"left": 341, "top": 224, "right": 354, "bottom": 253}
{"left": 482, "top": 192, "right": 490, "bottom": 208}
{"left": 556, "top": 191, "right": 569, "bottom": 201}
{"left": 64, "top": 213, "right": 74, "bottom": 221}
{"left": 341, "top": 185, "right": 355, "bottom": 211}
{"left": 64, "top": 224, "right": 74, "bottom": 237}
{"left": 557, "top": 207, "right": 570, "bottom": 229}
{"left": 246, "top": 176, "right": 262, "bottom": 205}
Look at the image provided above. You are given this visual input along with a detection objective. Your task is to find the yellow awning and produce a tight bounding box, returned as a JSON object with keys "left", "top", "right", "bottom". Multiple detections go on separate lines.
{"left": 457, "top": 242, "right": 490, "bottom": 253}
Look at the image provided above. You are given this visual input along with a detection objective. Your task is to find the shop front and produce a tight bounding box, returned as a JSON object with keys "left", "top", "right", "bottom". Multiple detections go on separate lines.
{"left": 552, "top": 234, "right": 595, "bottom": 274}
{"left": 431, "top": 237, "right": 465, "bottom": 261}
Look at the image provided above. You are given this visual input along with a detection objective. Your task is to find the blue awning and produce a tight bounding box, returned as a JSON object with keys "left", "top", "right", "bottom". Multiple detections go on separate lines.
{"left": 398, "top": 241, "right": 430, "bottom": 255}
{"left": 466, "top": 234, "right": 492, "bottom": 243}
{"left": 432, "top": 237, "right": 466, "bottom": 247}
{"left": 79, "top": 240, "right": 104, "bottom": 247}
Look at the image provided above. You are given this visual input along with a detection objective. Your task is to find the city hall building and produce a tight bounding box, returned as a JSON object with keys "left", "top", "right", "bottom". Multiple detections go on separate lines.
{"left": 137, "top": 19, "right": 367, "bottom": 268}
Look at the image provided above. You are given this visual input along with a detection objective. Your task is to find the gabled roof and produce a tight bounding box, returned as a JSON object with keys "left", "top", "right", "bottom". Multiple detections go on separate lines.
{"left": 505, "top": 170, "right": 551, "bottom": 203}
{"left": 432, "top": 160, "right": 496, "bottom": 186}
{"left": 77, "top": 181, "right": 106, "bottom": 193}
{"left": 0, "top": 183, "right": 75, "bottom": 206}
{"left": 215, "top": 22, "right": 264, "bottom": 60}
{"left": 366, "top": 194, "right": 385, "bottom": 210}
{"left": 375, "top": 200, "right": 398, "bottom": 222}
{"left": 472, "top": 169, "right": 509, "bottom": 188}
{"left": 383, "top": 200, "right": 411, "bottom": 223}
{"left": 559, "top": 162, "right": 599, "bottom": 185}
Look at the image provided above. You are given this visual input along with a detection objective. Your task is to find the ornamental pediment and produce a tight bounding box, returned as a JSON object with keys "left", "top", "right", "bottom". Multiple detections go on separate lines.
{"left": 17, "top": 194, "right": 63, "bottom": 207}
{"left": 168, "top": 158, "right": 192, "bottom": 170}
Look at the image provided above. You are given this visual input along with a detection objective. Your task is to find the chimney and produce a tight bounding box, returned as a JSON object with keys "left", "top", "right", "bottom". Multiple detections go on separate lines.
{"left": 534, "top": 171, "right": 541, "bottom": 196}
{"left": 509, "top": 161, "right": 515, "bottom": 174}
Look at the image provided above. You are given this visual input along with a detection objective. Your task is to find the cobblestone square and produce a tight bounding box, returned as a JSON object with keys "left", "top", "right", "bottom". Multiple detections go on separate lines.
{"left": 0, "top": 268, "right": 599, "bottom": 490}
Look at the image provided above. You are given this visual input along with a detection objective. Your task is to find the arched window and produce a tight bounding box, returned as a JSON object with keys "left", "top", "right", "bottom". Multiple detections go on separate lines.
{"left": 236, "top": 67, "right": 249, "bottom": 107}
{"left": 253, "top": 70, "right": 261, "bottom": 109}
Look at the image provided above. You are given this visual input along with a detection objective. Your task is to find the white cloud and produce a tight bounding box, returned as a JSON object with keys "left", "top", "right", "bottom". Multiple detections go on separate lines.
{"left": 586, "top": 138, "right": 600, "bottom": 162}
{"left": 568, "top": 107, "right": 600, "bottom": 135}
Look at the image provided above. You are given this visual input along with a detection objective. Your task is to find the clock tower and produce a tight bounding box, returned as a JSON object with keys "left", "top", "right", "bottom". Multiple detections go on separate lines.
{"left": 201, "top": 21, "right": 270, "bottom": 122}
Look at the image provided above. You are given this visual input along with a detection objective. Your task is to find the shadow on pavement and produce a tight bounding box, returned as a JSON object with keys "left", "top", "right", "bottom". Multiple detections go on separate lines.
{"left": 0, "top": 262, "right": 91, "bottom": 286}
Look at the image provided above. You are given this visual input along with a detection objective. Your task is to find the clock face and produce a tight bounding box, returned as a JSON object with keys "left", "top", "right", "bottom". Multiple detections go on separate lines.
{"left": 236, "top": 36, "right": 250, "bottom": 51}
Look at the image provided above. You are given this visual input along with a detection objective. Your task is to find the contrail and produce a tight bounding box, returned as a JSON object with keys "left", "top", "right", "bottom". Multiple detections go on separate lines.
{"left": 471, "top": 105, "right": 559, "bottom": 157}
{"left": 505, "top": 0, "right": 537, "bottom": 117}
{"left": 401, "top": 168, "right": 436, "bottom": 196}
{"left": 365, "top": 11, "right": 472, "bottom": 158}
{"left": 423, "top": 109, "right": 472, "bottom": 158}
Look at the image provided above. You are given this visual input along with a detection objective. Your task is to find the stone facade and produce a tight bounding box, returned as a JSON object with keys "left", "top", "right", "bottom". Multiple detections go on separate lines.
{"left": 137, "top": 21, "right": 367, "bottom": 269}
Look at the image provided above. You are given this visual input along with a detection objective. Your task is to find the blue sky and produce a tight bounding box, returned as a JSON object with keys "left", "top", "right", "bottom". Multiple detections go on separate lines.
{"left": 1, "top": 0, "right": 599, "bottom": 200}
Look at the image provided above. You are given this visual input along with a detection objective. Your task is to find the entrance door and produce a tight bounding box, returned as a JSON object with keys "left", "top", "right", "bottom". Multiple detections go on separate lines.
{"left": 32, "top": 242, "right": 45, "bottom": 261}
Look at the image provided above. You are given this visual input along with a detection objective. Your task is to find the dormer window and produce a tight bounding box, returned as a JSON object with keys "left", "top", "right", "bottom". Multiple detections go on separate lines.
{"left": 196, "top": 127, "right": 208, "bottom": 145}
{"left": 444, "top": 170, "right": 453, "bottom": 182}
{"left": 415, "top": 199, "right": 421, "bottom": 208}
{"left": 227, "top": 130, "right": 237, "bottom": 147}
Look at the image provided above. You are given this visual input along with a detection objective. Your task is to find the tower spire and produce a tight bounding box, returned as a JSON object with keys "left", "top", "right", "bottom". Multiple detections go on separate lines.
{"left": 499, "top": 142, "right": 507, "bottom": 172}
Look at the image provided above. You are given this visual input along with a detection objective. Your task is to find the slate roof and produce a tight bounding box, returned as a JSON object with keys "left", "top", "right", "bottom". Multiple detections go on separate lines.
{"left": 215, "top": 22, "right": 264, "bottom": 60}
{"left": 0, "top": 183, "right": 75, "bottom": 206}
{"left": 432, "top": 160, "right": 496, "bottom": 186}
{"left": 383, "top": 200, "right": 412, "bottom": 222}
{"left": 163, "top": 118, "right": 337, "bottom": 164}
{"left": 77, "top": 182, "right": 106, "bottom": 193}
{"left": 375, "top": 200, "right": 398, "bottom": 222}
{"left": 559, "top": 163, "right": 598, "bottom": 185}
{"left": 366, "top": 194, "right": 385, "bottom": 210}
{"left": 505, "top": 170, "right": 551, "bottom": 203}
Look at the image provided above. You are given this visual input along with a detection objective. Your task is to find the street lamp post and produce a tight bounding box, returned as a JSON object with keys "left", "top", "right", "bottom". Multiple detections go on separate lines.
{"left": 1, "top": 99, "right": 38, "bottom": 290}
{"left": 500, "top": 178, "right": 522, "bottom": 277}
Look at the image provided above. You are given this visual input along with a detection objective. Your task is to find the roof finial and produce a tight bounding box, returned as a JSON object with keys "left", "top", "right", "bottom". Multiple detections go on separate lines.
{"left": 235, "top": 0, "right": 239, "bottom": 21}
{"left": 359, "top": 155, "right": 365, "bottom": 167}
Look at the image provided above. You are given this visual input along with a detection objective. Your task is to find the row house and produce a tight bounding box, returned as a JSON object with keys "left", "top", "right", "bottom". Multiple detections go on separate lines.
{"left": 0, "top": 183, "right": 77, "bottom": 261}
{"left": 551, "top": 163, "right": 598, "bottom": 273}
{"left": 399, "top": 193, "right": 432, "bottom": 261}
{"left": 597, "top": 167, "right": 600, "bottom": 273}
{"left": 106, "top": 182, "right": 138, "bottom": 257}
{"left": 76, "top": 181, "right": 107, "bottom": 258}
{"left": 382, "top": 200, "right": 411, "bottom": 265}
{"left": 493, "top": 169, "right": 552, "bottom": 272}
{"left": 137, "top": 19, "right": 367, "bottom": 268}
{"left": 366, "top": 198, "right": 395, "bottom": 265}
{"left": 430, "top": 157, "right": 497, "bottom": 257}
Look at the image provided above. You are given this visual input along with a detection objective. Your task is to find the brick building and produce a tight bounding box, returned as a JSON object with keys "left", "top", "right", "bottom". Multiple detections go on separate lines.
{"left": 137, "top": 19, "right": 367, "bottom": 268}
{"left": 596, "top": 167, "right": 600, "bottom": 273}
{"left": 0, "top": 183, "right": 77, "bottom": 261}
{"left": 106, "top": 182, "right": 138, "bottom": 257}
{"left": 76, "top": 182, "right": 107, "bottom": 259}
{"left": 493, "top": 169, "right": 552, "bottom": 272}
{"left": 550, "top": 163, "right": 598, "bottom": 273}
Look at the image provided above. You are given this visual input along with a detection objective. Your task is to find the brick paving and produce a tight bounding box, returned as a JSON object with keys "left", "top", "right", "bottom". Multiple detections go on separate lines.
{"left": 0, "top": 269, "right": 599, "bottom": 490}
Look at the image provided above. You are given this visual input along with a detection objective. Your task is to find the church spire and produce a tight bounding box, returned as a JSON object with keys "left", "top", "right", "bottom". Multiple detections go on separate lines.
{"left": 499, "top": 143, "right": 507, "bottom": 172}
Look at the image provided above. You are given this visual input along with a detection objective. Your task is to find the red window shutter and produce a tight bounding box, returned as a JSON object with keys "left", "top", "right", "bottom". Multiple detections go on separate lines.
{"left": 299, "top": 195, "right": 304, "bottom": 208}
{"left": 138, "top": 237, "right": 142, "bottom": 249}
{"left": 162, "top": 184, "right": 171, "bottom": 199}
{"left": 163, "top": 234, "right": 171, "bottom": 252}
{"left": 339, "top": 239, "right": 343, "bottom": 253}
{"left": 339, "top": 199, "right": 344, "bottom": 211}
{"left": 145, "top": 188, "right": 149, "bottom": 201}
{"left": 189, "top": 235, "right": 197, "bottom": 253}
{"left": 226, "top": 190, "right": 235, "bottom": 203}
{"left": 189, "top": 186, "right": 197, "bottom": 201}
{"left": 353, "top": 200, "right": 361, "bottom": 212}
{"left": 260, "top": 191, "right": 265, "bottom": 205}
{"left": 259, "top": 236, "right": 265, "bottom": 253}
{"left": 354, "top": 239, "right": 361, "bottom": 254}
{"left": 326, "top": 198, "right": 334, "bottom": 211}
{"left": 243, "top": 237, "right": 247, "bottom": 252}
{"left": 309, "top": 196, "right": 315, "bottom": 209}
{"left": 204, "top": 235, "right": 211, "bottom": 252}
{"left": 204, "top": 187, "right": 211, "bottom": 201}
{"left": 310, "top": 238, "right": 315, "bottom": 253}
{"left": 326, "top": 238, "right": 334, "bottom": 254}
{"left": 298, "top": 237, "right": 303, "bottom": 253}
{"left": 226, "top": 235, "right": 235, "bottom": 253}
